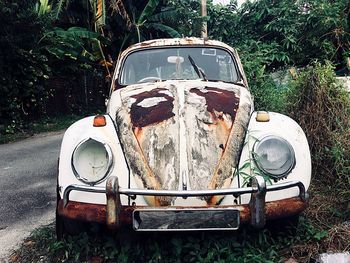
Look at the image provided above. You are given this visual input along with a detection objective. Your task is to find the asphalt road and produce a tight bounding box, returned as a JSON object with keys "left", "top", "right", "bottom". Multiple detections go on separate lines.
{"left": 0, "top": 131, "right": 64, "bottom": 260}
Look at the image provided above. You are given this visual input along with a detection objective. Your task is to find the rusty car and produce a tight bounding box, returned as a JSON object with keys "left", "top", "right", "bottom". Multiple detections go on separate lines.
{"left": 56, "top": 38, "right": 311, "bottom": 236}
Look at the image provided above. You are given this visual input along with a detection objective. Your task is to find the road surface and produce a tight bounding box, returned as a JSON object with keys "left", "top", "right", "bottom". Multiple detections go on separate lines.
{"left": 0, "top": 131, "right": 64, "bottom": 260}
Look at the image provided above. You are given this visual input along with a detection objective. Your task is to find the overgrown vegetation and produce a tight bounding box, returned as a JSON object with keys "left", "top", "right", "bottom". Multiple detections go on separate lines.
{"left": 0, "top": 114, "right": 81, "bottom": 144}
{"left": 1, "top": 0, "right": 349, "bottom": 135}
{"left": 10, "top": 217, "right": 336, "bottom": 263}
{"left": 166, "top": 0, "right": 350, "bottom": 111}
{"left": 0, "top": 1, "right": 52, "bottom": 134}
{"left": 287, "top": 62, "right": 350, "bottom": 202}
{"left": 2, "top": 0, "right": 350, "bottom": 262}
{"left": 9, "top": 180, "right": 350, "bottom": 263}
{"left": 0, "top": 0, "right": 108, "bottom": 136}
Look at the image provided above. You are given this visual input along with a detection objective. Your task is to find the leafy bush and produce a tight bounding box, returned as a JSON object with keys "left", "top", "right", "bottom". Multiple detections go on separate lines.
{"left": 287, "top": 62, "right": 350, "bottom": 198}
{"left": 11, "top": 217, "right": 334, "bottom": 263}
{"left": 0, "top": 1, "right": 109, "bottom": 135}
{"left": 40, "top": 26, "right": 111, "bottom": 115}
{"left": 238, "top": 45, "right": 289, "bottom": 112}
{"left": 0, "top": 1, "right": 52, "bottom": 133}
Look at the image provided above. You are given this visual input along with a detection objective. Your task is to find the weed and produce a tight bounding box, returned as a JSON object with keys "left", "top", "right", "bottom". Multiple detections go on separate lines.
{"left": 10, "top": 218, "right": 330, "bottom": 263}
{"left": 238, "top": 130, "right": 274, "bottom": 187}
{"left": 286, "top": 61, "right": 350, "bottom": 202}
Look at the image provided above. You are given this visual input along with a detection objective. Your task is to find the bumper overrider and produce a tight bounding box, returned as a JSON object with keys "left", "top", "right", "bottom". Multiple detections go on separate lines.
{"left": 57, "top": 176, "right": 308, "bottom": 231}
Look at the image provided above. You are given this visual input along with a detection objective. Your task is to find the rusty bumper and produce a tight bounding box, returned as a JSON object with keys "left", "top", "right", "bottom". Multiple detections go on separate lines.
{"left": 57, "top": 197, "right": 307, "bottom": 227}
{"left": 58, "top": 176, "right": 308, "bottom": 230}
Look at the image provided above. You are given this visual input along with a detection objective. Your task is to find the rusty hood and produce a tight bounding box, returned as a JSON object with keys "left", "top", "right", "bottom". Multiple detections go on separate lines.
{"left": 114, "top": 80, "right": 252, "bottom": 205}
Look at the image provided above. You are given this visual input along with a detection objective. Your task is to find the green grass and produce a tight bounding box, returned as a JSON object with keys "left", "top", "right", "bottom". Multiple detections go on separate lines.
{"left": 0, "top": 114, "right": 82, "bottom": 144}
{"left": 6, "top": 62, "right": 350, "bottom": 262}
{"left": 9, "top": 216, "right": 332, "bottom": 263}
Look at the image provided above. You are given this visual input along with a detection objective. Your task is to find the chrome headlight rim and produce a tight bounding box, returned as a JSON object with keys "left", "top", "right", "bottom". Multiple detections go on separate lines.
{"left": 253, "top": 135, "right": 296, "bottom": 179}
{"left": 71, "top": 137, "right": 113, "bottom": 185}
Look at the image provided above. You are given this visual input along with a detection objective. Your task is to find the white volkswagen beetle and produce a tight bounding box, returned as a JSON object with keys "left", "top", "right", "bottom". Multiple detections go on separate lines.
{"left": 56, "top": 38, "right": 311, "bottom": 236}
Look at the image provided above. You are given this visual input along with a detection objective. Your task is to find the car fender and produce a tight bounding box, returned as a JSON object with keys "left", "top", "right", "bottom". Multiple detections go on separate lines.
{"left": 58, "top": 115, "right": 130, "bottom": 205}
{"left": 237, "top": 111, "right": 311, "bottom": 203}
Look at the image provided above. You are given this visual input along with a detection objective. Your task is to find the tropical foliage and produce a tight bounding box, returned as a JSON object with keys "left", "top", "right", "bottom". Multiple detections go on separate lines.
{"left": 2, "top": 1, "right": 350, "bottom": 261}
{"left": 1, "top": 0, "right": 349, "bottom": 131}
{"left": 203, "top": 0, "right": 349, "bottom": 68}
{"left": 112, "top": 0, "right": 180, "bottom": 46}
{"left": 0, "top": 1, "right": 52, "bottom": 133}
{"left": 207, "top": 0, "right": 350, "bottom": 110}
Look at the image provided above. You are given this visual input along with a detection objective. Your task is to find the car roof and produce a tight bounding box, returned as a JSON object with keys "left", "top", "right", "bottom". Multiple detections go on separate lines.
{"left": 119, "top": 38, "right": 236, "bottom": 58}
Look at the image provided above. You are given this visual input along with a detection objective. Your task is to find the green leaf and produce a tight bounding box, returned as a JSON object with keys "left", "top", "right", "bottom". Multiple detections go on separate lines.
{"left": 148, "top": 9, "right": 178, "bottom": 22}
{"left": 53, "top": 0, "right": 69, "bottom": 20}
{"left": 239, "top": 171, "right": 251, "bottom": 177}
{"left": 146, "top": 23, "right": 180, "bottom": 38}
{"left": 239, "top": 162, "right": 251, "bottom": 170}
{"left": 66, "top": 27, "right": 100, "bottom": 39}
{"left": 138, "top": 0, "right": 160, "bottom": 24}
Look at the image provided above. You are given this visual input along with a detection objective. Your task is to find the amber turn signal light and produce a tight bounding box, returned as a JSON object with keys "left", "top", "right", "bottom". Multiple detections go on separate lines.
{"left": 93, "top": 115, "right": 107, "bottom": 127}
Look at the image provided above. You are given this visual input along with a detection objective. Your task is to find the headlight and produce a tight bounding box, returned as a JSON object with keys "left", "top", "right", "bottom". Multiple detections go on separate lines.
{"left": 253, "top": 135, "right": 295, "bottom": 179}
{"left": 72, "top": 137, "right": 113, "bottom": 185}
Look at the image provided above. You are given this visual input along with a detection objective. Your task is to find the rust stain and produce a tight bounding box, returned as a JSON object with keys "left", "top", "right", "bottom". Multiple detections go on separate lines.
{"left": 58, "top": 197, "right": 307, "bottom": 227}
{"left": 185, "top": 86, "right": 243, "bottom": 202}
{"left": 139, "top": 40, "right": 159, "bottom": 47}
{"left": 144, "top": 195, "right": 173, "bottom": 207}
{"left": 265, "top": 197, "right": 308, "bottom": 220}
{"left": 206, "top": 102, "right": 251, "bottom": 202}
{"left": 206, "top": 117, "right": 232, "bottom": 140}
{"left": 116, "top": 106, "right": 174, "bottom": 206}
{"left": 189, "top": 86, "right": 242, "bottom": 202}
{"left": 133, "top": 126, "right": 143, "bottom": 139}
{"left": 58, "top": 200, "right": 107, "bottom": 224}
{"left": 183, "top": 38, "right": 195, "bottom": 44}
{"left": 190, "top": 87, "right": 240, "bottom": 121}
{"left": 130, "top": 88, "right": 175, "bottom": 129}
{"left": 116, "top": 112, "right": 161, "bottom": 198}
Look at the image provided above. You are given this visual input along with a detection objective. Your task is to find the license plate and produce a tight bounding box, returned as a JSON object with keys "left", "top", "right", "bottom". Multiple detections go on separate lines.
{"left": 133, "top": 208, "right": 240, "bottom": 231}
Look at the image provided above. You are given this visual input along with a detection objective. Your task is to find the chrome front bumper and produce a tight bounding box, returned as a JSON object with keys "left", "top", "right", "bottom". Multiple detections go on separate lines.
{"left": 61, "top": 175, "right": 308, "bottom": 230}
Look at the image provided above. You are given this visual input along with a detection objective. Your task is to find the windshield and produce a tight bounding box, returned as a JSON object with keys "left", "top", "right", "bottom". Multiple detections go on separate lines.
{"left": 119, "top": 47, "right": 239, "bottom": 85}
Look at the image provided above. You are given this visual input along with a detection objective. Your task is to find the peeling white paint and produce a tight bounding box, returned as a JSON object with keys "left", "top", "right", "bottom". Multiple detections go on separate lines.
{"left": 148, "top": 132, "right": 156, "bottom": 167}
{"left": 158, "top": 89, "right": 173, "bottom": 97}
{"left": 177, "top": 82, "right": 190, "bottom": 191}
{"left": 137, "top": 97, "right": 167, "bottom": 108}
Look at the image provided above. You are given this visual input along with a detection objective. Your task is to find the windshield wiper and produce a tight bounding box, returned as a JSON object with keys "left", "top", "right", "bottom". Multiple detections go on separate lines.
{"left": 188, "top": 55, "right": 207, "bottom": 81}
{"left": 207, "top": 79, "right": 245, "bottom": 86}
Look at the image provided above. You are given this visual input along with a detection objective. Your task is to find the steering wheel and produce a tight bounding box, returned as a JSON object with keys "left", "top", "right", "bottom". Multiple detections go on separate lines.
{"left": 137, "top": 77, "right": 161, "bottom": 83}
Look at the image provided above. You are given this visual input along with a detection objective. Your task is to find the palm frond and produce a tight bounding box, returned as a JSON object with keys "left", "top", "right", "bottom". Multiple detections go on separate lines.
{"left": 146, "top": 23, "right": 180, "bottom": 38}
{"left": 138, "top": 0, "right": 159, "bottom": 24}
{"left": 43, "top": 27, "right": 108, "bottom": 62}
{"left": 47, "top": 27, "right": 100, "bottom": 39}
{"left": 148, "top": 9, "right": 178, "bottom": 23}
{"left": 53, "top": 0, "right": 68, "bottom": 20}
{"left": 35, "top": 0, "right": 51, "bottom": 16}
